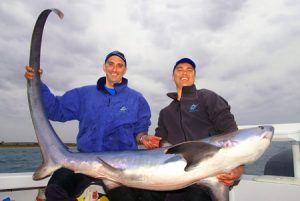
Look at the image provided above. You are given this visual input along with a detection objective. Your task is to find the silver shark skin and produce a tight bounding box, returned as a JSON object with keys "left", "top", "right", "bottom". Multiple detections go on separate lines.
{"left": 27, "top": 9, "right": 274, "bottom": 201}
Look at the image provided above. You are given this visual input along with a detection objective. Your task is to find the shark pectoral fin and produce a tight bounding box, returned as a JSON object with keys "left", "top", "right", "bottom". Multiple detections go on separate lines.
{"left": 197, "top": 177, "right": 229, "bottom": 201}
{"left": 165, "top": 141, "right": 220, "bottom": 171}
{"left": 208, "top": 182, "right": 229, "bottom": 201}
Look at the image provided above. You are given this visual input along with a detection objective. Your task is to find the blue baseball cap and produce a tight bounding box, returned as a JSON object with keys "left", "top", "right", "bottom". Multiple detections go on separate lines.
{"left": 173, "top": 58, "right": 196, "bottom": 72}
{"left": 105, "top": 50, "right": 127, "bottom": 67}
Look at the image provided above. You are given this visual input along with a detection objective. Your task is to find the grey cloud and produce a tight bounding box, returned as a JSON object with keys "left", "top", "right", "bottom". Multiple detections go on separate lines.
{"left": 1, "top": 0, "right": 300, "bottom": 142}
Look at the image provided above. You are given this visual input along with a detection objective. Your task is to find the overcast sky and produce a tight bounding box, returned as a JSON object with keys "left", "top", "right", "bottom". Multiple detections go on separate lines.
{"left": 1, "top": 0, "right": 299, "bottom": 142}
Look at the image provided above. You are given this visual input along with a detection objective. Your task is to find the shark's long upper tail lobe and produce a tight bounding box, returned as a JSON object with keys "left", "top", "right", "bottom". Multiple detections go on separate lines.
{"left": 27, "top": 9, "right": 68, "bottom": 180}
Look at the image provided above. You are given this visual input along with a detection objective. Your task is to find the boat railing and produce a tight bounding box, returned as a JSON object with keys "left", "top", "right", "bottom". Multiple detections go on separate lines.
{"left": 0, "top": 172, "right": 48, "bottom": 192}
{"left": 239, "top": 123, "right": 300, "bottom": 185}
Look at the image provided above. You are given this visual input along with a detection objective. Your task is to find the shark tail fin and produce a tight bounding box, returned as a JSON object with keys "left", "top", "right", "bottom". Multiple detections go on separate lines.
{"left": 33, "top": 161, "right": 62, "bottom": 180}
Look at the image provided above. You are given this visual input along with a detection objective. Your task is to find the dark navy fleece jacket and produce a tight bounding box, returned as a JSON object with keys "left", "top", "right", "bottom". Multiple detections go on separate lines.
{"left": 155, "top": 85, "right": 237, "bottom": 144}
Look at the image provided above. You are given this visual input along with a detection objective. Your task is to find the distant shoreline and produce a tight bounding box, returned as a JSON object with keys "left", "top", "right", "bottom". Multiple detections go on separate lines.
{"left": 0, "top": 142, "right": 76, "bottom": 148}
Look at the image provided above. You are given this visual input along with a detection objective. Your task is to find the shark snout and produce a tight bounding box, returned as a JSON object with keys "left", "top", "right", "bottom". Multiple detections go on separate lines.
{"left": 263, "top": 131, "right": 273, "bottom": 140}
{"left": 259, "top": 125, "right": 274, "bottom": 140}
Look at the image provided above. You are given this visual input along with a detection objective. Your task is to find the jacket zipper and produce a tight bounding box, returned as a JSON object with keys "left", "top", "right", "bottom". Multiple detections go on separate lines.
{"left": 107, "top": 96, "right": 111, "bottom": 107}
{"left": 178, "top": 101, "right": 188, "bottom": 141}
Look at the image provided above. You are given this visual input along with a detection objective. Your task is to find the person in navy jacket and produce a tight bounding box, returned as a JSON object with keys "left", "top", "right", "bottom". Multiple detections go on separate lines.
{"left": 155, "top": 58, "right": 244, "bottom": 201}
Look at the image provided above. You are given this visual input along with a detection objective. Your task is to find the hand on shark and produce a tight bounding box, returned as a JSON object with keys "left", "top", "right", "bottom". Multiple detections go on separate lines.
{"left": 140, "top": 134, "right": 162, "bottom": 149}
{"left": 25, "top": 66, "right": 43, "bottom": 80}
{"left": 217, "top": 165, "right": 245, "bottom": 186}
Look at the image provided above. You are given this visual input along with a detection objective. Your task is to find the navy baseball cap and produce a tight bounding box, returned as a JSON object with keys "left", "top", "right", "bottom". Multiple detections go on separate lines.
{"left": 173, "top": 58, "right": 196, "bottom": 72}
{"left": 105, "top": 50, "right": 127, "bottom": 67}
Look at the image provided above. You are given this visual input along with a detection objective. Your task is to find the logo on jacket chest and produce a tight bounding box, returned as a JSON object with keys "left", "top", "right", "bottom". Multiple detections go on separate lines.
{"left": 189, "top": 103, "right": 199, "bottom": 113}
{"left": 120, "top": 106, "right": 128, "bottom": 112}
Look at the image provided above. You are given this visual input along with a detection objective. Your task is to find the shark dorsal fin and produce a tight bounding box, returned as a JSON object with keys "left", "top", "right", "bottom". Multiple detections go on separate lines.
{"left": 165, "top": 141, "right": 220, "bottom": 171}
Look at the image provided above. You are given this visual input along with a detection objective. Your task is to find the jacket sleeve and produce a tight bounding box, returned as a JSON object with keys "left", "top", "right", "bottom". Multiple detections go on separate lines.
{"left": 205, "top": 90, "right": 238, "bottom": 133}
{"left": 41, "top": 82, "right": 81, "bottom": 122}
{"left": 133, "top": 95, "right": 151, "bottom": 137}
{"left": 154, "top": 109, "right": 168, "bottom": 139}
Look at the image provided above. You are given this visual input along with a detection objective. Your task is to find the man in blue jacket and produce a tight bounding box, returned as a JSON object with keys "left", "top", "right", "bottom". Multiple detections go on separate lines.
{"left": 25, "top": 51, "right": 161, "bottom": 201}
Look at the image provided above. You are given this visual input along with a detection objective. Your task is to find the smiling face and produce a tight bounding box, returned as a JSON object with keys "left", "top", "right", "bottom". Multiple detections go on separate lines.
{"left": 103, "top": 55, "right": 127, "bottom": 88}
{"left": 172, "top": 62, "right": 196, "bottom": 91}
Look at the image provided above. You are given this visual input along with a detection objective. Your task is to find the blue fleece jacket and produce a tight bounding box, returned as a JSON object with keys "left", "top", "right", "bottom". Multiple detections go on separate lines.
{"left": 41, "top": 77, "right": 151, "bottom": 152}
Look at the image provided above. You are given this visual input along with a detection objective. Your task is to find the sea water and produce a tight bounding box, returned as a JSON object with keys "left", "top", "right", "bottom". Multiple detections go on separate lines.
{"left": 0, "top": 147, "right": 42, "bottom": 173}
{"left": 0, "top": 142, "right": 292, "bottom": 175}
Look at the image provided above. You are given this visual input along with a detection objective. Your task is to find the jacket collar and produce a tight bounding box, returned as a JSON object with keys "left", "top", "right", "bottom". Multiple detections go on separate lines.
{"left": 97, "top": 77, "right": 128, "bottom": 94}
{"left": 167, "top": 84, "right": 197, "bottom": 100}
